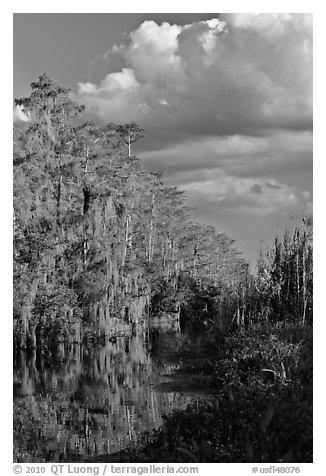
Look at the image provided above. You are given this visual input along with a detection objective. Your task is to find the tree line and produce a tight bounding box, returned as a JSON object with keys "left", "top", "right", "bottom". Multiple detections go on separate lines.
{"left": 14, "top": 74, "right": 251, "bottom": 349}
{"left": 13, "top": 74, "right": 313, "bottom": 463}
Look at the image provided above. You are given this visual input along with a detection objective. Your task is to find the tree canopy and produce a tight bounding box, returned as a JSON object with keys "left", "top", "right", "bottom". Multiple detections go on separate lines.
{"left": 14, "top": 74, "right": 311, "bottom": 350}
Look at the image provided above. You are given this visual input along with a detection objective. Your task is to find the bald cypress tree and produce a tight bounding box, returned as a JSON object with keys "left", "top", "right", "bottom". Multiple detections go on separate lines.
{"left": 14, "top": 74, "right": 252, "bottom": 348}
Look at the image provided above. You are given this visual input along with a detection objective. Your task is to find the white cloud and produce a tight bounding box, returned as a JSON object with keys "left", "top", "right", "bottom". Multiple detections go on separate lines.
{"left": 71, "top": 14, "right": 312, "bottom": 225}
{"left": 13, "top": 105, "right": 29, "bottom": 122}
{"left": 123, "top": 20, "right": 185, "bottom": 86}
{"left": 74, "top": 68, "right": 144, "bottom": 122}
{"left": 101, "top": 68, "right": 139, "bottom": 91}
{"left": 77, "top": 67, "right": 139, "bottom": 96}
{"left": 74, "top": 14, "right": 312, "bottom": 137}
{"left": 77, "top": 82, "right": 98, "bottom": 95}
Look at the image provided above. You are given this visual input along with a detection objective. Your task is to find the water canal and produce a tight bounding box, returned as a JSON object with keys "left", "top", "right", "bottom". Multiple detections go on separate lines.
{"left": 14, "top": 322, "right": 217, "bottom": 462}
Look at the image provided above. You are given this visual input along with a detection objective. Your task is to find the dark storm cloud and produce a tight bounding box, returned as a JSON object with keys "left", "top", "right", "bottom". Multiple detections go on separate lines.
{"left": 250, "top": 184, "right": 263, "bottom": 194}
{"left": 138, "top": 131, "right": 312, "bottom": 182}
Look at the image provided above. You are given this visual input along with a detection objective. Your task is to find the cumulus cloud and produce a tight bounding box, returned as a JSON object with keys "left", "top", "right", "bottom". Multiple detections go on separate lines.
{"left": 71, "top": 13, "right": 312, "bottom": 243}
{"left": 75, "top": 68, "right": 150, "bottom": 122}
{"left": 123, "top": 21, "right": 186, "bottom": 87}
{"left": 74, "top": 13, "right": 312, "bottom": 138}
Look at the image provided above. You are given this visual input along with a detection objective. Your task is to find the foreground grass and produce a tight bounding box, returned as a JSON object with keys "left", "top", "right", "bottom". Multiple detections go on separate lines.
{"left": 92, "top": 322, "right": 312, "bottom": 463}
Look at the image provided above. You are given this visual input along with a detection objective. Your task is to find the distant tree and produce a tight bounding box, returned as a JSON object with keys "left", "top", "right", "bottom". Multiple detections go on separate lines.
{"left": 115, "top": 122, "right": 144, "bottom": 157}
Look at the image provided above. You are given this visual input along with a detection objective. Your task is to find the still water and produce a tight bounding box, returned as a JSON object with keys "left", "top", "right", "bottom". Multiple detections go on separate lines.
{"left": 14, "top": 323, "right": 215, "bottom": 462}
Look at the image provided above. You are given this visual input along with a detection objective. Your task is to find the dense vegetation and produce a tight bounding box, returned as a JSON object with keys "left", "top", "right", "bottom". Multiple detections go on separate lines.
{"left": 13, "top": 74, "right": 249, "bottom": 349}
{"left": 91, "top": 222, "right": 313, "bottom": 463}
{"left": 14, "top": 74, "right": 313, "bottom": 463}
{"left": 101, "top": 322, "right": 312, "bottom": 463}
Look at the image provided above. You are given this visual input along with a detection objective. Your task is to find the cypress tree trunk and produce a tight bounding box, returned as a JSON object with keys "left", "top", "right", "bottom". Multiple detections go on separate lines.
{"left": 20, "top": 280, "right": 38, "bottom": 349}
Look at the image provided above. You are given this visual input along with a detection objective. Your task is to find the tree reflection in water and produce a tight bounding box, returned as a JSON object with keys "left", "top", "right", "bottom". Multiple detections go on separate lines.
{"left": 14, "top": 325, "right": 209, "bottom": 462}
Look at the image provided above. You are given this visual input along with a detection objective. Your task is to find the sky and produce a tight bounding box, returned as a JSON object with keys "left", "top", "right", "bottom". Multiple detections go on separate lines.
{"left": 13, "top": 12, "right": 313, "bottom": 265}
